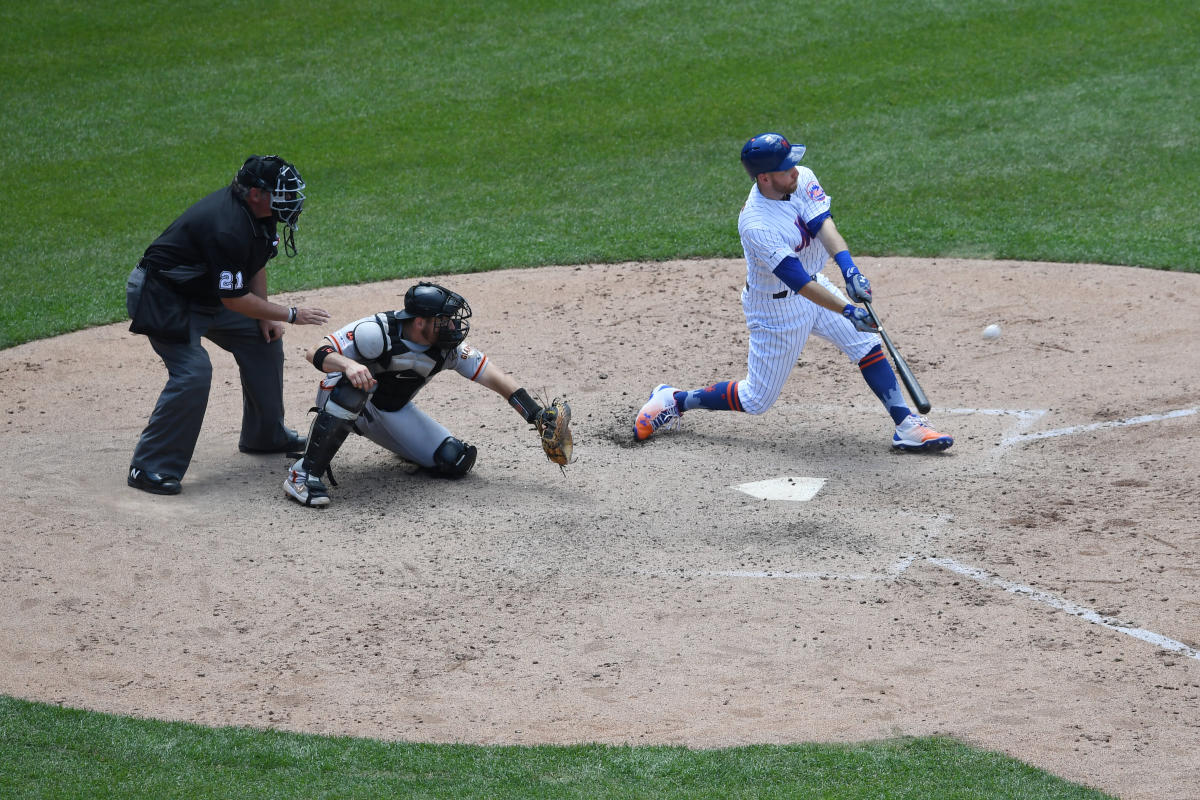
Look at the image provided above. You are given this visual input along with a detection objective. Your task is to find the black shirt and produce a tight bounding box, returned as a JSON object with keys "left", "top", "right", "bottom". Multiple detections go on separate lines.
{"left": 140, "top": 184, "right": 279, "bottom": 307}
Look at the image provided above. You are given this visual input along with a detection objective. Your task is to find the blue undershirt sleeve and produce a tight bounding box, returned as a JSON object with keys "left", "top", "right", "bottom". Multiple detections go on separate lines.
{"left": 805, "top": 211, "right": 831, "bottom": 236}
{"left": 772, "top": 255, "right": 812, "bottom": 292}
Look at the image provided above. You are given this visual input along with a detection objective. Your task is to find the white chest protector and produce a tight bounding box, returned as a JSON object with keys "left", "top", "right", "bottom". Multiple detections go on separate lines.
{"left": 323, "top": 311, "right": 487, "bottom": 412}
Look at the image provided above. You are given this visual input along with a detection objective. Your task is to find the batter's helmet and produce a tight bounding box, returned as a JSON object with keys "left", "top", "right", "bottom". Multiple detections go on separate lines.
{"left": 401, "top": 282, "right": 472, "bottom": 346}
{"left": 236, "top": 155, "right": 306, "bottom": 231}
{"left": 740, "top": 133, "right": 805, "bottom": 178}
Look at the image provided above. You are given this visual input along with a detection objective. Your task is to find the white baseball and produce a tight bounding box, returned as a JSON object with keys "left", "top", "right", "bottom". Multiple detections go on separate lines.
{"left": 982, "top": 324, "right": 1001, "bottom": 340}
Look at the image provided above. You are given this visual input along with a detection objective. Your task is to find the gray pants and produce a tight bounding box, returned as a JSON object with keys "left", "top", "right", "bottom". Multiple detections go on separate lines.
{"left": 130, "top": 287, "right": 288, "bottom": 479}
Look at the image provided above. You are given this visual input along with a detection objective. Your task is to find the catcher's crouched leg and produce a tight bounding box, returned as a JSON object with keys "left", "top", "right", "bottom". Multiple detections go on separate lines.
{"left": 284, "top": 380, "right": 370, "bottom": 507}
{"left": 432, "top": 436, "right": 476, "bottom": 478}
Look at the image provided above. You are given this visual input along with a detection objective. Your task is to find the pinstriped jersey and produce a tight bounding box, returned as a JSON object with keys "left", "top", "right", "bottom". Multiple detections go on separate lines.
{"left": 738, "top": 166, "right": 832, "bottom": 294}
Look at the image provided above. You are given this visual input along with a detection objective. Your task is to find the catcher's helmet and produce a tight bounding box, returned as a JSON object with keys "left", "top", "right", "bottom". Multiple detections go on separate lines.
{"left": 236, "top": 155, "right": 306, "bottom": 231}
{"left": 401, "top": 282, "right": 471, "bottom": 346}
{"left": 740, "top": 133, "right": 805, "bottom": 178}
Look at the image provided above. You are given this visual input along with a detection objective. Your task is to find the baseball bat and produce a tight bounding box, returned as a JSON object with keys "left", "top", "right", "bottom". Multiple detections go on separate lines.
{"left": 862, "top": 300, "right": 932, "bottom": 414}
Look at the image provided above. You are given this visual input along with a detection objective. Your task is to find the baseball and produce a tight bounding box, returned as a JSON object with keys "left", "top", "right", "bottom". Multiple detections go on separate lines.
{"left": 982, "top": 323, "right": 1001, "bottom": 340}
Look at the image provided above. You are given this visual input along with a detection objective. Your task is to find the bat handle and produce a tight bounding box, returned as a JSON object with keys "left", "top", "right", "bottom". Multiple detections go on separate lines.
{"left": 862, "top": 300, "right": 883, "bottom": 331}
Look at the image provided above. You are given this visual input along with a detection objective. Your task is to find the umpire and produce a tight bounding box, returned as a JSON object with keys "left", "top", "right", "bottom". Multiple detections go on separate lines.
{"left": 125, "top": 155, "right": 331, "bottom": 495}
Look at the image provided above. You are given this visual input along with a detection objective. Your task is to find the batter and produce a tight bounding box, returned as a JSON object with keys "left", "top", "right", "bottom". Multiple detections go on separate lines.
{"left": 634, "top": 132, "right": 953, "bottom": 452}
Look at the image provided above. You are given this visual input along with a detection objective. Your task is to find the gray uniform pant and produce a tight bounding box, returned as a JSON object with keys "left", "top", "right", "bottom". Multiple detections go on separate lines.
{"left": 130, "top": 304, "right": 288, "bottom": 479}
{"left": 314, "top": 384, "right": 452, "bottom": 469}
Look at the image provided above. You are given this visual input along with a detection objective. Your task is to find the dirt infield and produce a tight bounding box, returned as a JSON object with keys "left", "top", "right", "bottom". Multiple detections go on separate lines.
{"left": 2, "top": 257, "right": 1197, "bottom": 799}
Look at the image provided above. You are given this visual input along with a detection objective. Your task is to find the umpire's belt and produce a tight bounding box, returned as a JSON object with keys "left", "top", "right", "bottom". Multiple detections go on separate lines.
{"left": 746, "top": 283, "right": 796, "bottom": 299}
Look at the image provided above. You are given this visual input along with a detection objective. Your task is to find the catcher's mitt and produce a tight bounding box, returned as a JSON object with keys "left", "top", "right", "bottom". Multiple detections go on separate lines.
{"left": 535, "top": 397, "right": 573, "bottom": 467}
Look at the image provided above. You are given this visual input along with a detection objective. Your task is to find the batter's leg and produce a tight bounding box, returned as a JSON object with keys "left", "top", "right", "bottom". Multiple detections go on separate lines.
{"left": 729, "top": 316, "right": 811, "bottom": 415}
{"left": 812, "top": 302, "right": 910, "bottom": 424}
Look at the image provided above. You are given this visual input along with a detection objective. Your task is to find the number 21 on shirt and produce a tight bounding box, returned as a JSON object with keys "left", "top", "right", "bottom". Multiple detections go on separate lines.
{"left": 219, "top": 270, "right": 244, "bottom": 291}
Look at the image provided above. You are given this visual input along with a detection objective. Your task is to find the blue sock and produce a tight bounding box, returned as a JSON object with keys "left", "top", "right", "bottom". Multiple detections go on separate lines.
{"left": 676, "top": 381, "right": 743, "bottom": 412}
{"left": 858, "top": 345, "right": 911, "bottom": 425}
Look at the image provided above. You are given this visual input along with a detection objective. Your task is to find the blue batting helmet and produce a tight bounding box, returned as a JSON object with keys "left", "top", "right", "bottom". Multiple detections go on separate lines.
{"left": 740, "top": 133, "right": 806, "bottom": 177}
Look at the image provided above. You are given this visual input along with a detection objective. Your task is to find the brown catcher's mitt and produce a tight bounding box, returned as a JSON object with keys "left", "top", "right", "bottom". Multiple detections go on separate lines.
{"left": 535, "top": 397, "right": 573, "bottom": 467}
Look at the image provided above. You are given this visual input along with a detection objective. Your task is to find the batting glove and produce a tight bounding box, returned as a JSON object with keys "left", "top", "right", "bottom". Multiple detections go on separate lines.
{"left": 843, "top": 304, "right": 878, "bottom": 333}
{"left": 844, "top": 266, "right": 872, "bottom": 303}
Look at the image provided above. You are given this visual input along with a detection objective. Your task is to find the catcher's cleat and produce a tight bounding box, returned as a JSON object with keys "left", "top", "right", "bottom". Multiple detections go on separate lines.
{"left": 284, "top": 467, "right": 331, "bottom": 507}
{"left": 892, "top": 414, "right": 954, "bottom": 452}
{"left": 634, "top": 384, "right": 683, "bottom": 441}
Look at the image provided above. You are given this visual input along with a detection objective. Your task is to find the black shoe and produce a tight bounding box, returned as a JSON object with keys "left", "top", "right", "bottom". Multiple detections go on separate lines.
{"left": 128, "top": 466, "right": 181, "bottom": 495}
{"left": 239, "top": 429, "right": 306, "bottom": 454}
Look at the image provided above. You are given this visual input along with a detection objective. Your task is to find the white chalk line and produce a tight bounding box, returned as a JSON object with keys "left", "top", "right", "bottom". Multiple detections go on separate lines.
{"left": 1000, "top": 407, "right": 1199, "bottom": 448}
{"left": 680, "top": 407, "right": 1198, "bottom": 658}
{"left": 928, "top": 556, "right": 1200, "bottom": 661}
{"left": 683, "top": 557, "right": 1199, "bottom": 662}
{"left": 789, "top": 405, "right": 1195, "bottom": 449}
{"left": 943, "top": 407, "right": 1046, "bottom": 421}
{"left": 692, "top": 556, "right": 915, "bottom": 583}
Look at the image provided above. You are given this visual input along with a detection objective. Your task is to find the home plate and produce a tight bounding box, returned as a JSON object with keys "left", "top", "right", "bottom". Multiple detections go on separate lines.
{"left": 732, "top": 476, "right": 826, "bottom": 502}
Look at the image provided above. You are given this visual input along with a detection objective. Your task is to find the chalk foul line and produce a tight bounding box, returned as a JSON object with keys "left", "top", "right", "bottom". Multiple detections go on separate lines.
{"left": 927, "top": 556, "right": 1200, "bottom": 661}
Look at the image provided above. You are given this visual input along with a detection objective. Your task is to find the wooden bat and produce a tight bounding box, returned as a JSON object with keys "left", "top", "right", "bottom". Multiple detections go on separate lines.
{"left": 862, "top": 300, "right": 931, "bottom": 414}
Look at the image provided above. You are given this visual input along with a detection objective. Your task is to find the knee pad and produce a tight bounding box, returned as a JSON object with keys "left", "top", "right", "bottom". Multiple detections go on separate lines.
{"left": 432, "top": 436, "right": 477, "bottom": 478}
{"left": 326, "top": 379, "right": 370, "bottom": 420}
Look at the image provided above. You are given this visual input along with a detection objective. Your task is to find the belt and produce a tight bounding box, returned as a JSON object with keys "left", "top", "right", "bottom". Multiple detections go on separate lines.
{"left": 746, "top": 283, "right": 795, "bottom": 299}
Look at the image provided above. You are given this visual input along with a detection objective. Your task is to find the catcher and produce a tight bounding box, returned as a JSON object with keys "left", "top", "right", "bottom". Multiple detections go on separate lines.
{"left": 284, "top": 281, "right": 571, "bottom": 508}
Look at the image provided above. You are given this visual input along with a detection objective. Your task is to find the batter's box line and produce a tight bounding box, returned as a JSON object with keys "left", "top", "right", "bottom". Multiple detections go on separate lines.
{"left": 662, "top": 552, "right": 921, "bottom": 584}
{"left": 656, "top": 513, "right": 950, "bottom": 584}
{"left": 679, "top": 554, "right": 920, "bottom": 582}
{"left": 667, "top": 556, "right": 1200, "bottom": 662}
{"left": 928, "top": 556, "right": 1200, "bottom": 662}
{"left": 671, "top": 557, "right": 1200, "bottom": 662}
{"left": 997, "top": 406, "right": 1200, "bottom": 448}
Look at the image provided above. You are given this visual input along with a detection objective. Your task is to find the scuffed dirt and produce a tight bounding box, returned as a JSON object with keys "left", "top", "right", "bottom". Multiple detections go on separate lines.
{"left": 2, "top": 258, "right": 1198, "bottom": 799}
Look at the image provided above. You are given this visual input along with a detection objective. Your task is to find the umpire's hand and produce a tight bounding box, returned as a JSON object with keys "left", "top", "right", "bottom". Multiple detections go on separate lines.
{"left": 293, "top": 306, "right": 331, "bottom": 326}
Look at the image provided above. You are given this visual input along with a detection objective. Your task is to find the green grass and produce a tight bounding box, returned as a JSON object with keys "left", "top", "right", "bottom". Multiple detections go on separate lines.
{"left": 1, "top": 0, "right": 1196, "bottom": 348}
{"left": 1, "top": 696, "right": 1113, "bottom": 799}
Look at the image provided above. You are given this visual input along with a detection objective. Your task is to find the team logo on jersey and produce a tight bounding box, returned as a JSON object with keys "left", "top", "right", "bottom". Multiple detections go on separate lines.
{"left": 806, "top": 181, "right": 826, "bottom": 202}
{"left": 459, "top": 344, "right": 474, "bottom": 359}
{"left": 793, "top": 216, "right": 813, "bottom": 251}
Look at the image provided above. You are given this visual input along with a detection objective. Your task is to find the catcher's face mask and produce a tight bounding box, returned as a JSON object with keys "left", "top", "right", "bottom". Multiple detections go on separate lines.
{"left": 404, "top": 282, "right": 471, "bottom": 346}
{"left": 432, "top": 312, "right": 470, "bottom": 347}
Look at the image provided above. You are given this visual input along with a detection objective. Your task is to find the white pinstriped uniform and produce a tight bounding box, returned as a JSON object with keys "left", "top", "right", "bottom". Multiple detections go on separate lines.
{"left": 736, "top": 167, "right": 880, "bottom": 415}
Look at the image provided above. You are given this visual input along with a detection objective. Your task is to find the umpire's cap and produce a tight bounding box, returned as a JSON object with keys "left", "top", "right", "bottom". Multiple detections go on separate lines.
{"left": 741, "top": 133, "right": 805, "bottom": 177}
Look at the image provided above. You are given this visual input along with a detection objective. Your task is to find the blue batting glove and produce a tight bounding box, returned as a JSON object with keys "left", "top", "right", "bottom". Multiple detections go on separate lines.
{"left": 842, "top": 304, "right": 878, "bottom": 333}
{"left": 834, "top": 250, "right": 872, "bottom": 303}
{"left": 845, "top": 267, "right": 872, "bottom": 303}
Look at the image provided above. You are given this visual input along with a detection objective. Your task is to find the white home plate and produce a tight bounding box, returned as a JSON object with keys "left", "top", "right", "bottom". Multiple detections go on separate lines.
{"left": 732, "top": 476, "right": 826, "bottom": 502}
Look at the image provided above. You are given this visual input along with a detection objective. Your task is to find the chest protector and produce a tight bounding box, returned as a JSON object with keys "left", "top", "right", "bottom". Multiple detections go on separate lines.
{"left": 353, "top": 311, "right": 453, "bottom": 411}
